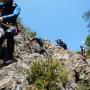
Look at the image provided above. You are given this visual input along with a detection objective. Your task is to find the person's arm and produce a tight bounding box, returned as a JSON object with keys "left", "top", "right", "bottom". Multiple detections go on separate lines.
{"left": 0, "top": 3, "right": 3, "bottom": 8}
{"left": 3, "top": 4, "right": 21, "bottom": 21}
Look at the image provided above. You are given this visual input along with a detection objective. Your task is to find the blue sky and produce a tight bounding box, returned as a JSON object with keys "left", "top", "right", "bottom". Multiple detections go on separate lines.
{"left": 15, "top": 0, "right": 90, "bottom": 51}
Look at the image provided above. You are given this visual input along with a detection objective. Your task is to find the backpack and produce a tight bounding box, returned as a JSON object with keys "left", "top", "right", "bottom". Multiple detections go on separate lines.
{"left": 56, "top": 39, "right": 67, "bottom": 50}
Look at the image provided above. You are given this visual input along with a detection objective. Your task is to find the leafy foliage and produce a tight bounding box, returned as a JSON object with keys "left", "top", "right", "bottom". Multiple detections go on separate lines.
{"left": 85, "top": 35, "right": 90, "bottom": 57}
{"left": 83, "top": 11, "right": 90, "bottom": 57}
{"left": 85, "top": 35, "right": 90, "bottom": 47}
{"left": 83, "top": 10, "right": 90, "bottom": 28}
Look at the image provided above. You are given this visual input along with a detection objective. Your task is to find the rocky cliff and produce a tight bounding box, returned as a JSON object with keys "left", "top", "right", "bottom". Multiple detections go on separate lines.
{"left": 0, "top": 31, "right": 90, "bottom": 90}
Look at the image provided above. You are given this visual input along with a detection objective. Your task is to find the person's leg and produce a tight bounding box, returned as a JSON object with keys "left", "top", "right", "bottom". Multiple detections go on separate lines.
{"left": 83, "top": 55, "right": 88, "bottom": 65}
{"left": 4, "top": 27, "right": 15, "bottom": 64}
{"left": 0, "top": 36, "right": 6, "bottom": 58}
{"left": 6, "top": 32, "right": 14, "bottom": 60}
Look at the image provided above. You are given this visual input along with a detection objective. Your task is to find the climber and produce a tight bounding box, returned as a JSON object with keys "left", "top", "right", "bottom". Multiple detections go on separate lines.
{"left": 32, "top": 38, "right": 44, "bottom": 48}
{"left": 30, "top": 37, "right": 48, "bottom": 56}
{"left": 56, "top": 38, "right": 67, "bottom": 50}
{"left": 30, "top": 37, "right": 44, "bottom": 53}
{"left": 0, "top": 0, "right": 20, "bottom": 65}
{"left": 80, "top": 46, "right": 88, "bottom": 64}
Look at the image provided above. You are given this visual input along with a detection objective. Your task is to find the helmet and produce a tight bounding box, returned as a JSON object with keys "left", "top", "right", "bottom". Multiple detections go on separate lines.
{"left": 56, "top": 38, "right": 63, "bottom": 44}
{"left": 80, "top": 46, "right": 83, "bottom": 48}
{"left": 3, "top": 0, "right": 13, "bottom": 4}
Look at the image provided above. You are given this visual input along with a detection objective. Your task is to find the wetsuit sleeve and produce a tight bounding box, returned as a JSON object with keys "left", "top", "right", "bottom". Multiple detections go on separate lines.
{"left": 3, "top": 4, "right": 21, "bottom": 20}
{"left": 0, "top": 3, "right": 3, "bottom": 8}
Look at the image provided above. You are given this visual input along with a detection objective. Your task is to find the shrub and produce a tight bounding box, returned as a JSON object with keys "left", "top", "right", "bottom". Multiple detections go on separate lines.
{"left": 86, "top": 48, "right": 90, "bottom": 58}
{"left": 27, "top": 58, "right": 72, "bottom": 90}
{"left": 77, "top": 80, "right": 90, "bottom": 90}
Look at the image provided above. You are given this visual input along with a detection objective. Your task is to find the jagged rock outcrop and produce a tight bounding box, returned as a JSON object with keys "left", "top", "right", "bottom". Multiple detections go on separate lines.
{"left": 0, "top": 31, "right": 90, "bottom": 90}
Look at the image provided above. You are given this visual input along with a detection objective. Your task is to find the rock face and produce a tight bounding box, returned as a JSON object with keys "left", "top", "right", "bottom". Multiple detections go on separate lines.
{"left": 0, "top": 31, "right": 90, "bottom": 90}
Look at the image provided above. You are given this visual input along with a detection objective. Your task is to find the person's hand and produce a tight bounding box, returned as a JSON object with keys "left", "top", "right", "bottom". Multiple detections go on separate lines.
{"left": 0, "top": 17, "right": 3, "bottom": 22}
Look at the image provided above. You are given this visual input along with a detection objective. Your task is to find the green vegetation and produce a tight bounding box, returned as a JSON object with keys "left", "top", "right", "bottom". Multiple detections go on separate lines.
{"left": 85, "top": 35, "right": 90, "bottom": 58}
{"left": 83, "top": 11, "right": 90, "bottom": 58}
{"left": 86, "top": 48, "right": 90, "bottom": 58}
{"left": 27, "top": 58, "right": 72, "bottom": 90}
{"left": 76, "top": 50, "right": 81, "bottom": 54}
{"left": 17, "top": 18, "right": 36, "bottom": 38}
{"left": 77, "top": 80, "right": 90, "bottom": 90}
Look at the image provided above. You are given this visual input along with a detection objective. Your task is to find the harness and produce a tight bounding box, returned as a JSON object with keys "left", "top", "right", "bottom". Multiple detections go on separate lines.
{"left": 0, "top": 3, "right": 20, "bottom": 35}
